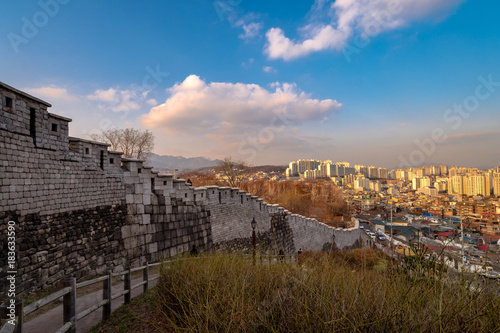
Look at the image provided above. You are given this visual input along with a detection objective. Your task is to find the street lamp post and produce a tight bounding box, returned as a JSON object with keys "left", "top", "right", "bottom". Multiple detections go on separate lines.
{"left": 460, "top": 215, "right": 465, "bottom": 273}
{"left": 251, "top": 217, "right": 257, "bottom": 265}
{"left": 390, "top": 201, "right": 394, "bottom": 250}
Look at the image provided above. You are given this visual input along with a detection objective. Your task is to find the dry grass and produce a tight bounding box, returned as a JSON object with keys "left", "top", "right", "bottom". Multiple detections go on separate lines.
{"left": 153, "top": 250, "right": 500, "bottom": 332}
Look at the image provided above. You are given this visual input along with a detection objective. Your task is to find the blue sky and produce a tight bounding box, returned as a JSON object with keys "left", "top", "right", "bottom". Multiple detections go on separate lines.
{"left": 1, "top": 0, "right": 500, "bottom": 169}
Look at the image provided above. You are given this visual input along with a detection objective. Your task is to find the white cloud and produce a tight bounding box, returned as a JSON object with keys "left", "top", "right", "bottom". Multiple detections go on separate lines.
{"left": 87, "top": 88, "right": 118, "bottom": 103}
{"left": 141, "top": 75, "right": 341, "bottom": 138}
{"left": 265, "top": 0, "right": 464, "bottom": 60}
{"left": 230, "top": 12, "right": 263, "bottom": 40}
{"left": 266, "top": 25, "right": 349, "bottom": 61}
{"left": 86, "top": 87, "right": 146, "bottom": 112}
{"left": 146, "top": 98, "right": 158, "bottom": 106}
{"left": 236, "top": 21, "right": 263, "bottom": 39}
{"left": 263, "top": 66, "right": 277, "bottom": 73}
{"left": 26, "top": 86, "right": 79, "bottom": 101}
{"left": 241, "top": 58, "right": 255, "bottom": 68}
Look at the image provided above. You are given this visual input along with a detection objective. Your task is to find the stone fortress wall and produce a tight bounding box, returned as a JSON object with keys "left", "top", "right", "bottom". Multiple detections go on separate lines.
{"left": 0, "top": 81, "right": 362, "bottom": 295}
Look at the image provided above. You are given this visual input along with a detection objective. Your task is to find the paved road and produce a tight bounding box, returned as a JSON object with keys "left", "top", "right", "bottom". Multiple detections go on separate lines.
{"left": 23, "top": 275, "right": 158, "bottom": 333}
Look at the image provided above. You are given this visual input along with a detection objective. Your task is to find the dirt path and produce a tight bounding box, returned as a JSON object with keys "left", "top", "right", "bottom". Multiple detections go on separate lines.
{"left": 23, "top": 275, "right": 158, "bottom": 333}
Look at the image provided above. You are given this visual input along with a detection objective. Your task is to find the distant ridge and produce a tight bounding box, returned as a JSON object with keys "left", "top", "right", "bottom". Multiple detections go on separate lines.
{"left": 147, "top": 153, "right": 221, "bottom": 171}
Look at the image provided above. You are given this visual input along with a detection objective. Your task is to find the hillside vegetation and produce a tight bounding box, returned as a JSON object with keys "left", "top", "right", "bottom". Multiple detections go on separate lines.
{"left": 240, "top": 179, "right": 349, "bottom": 225}
{"left": 178, "top": 174, "right": 350, "bottom": 226}
{"left": 152, "top": 250, "right": 500, "bottom": 332}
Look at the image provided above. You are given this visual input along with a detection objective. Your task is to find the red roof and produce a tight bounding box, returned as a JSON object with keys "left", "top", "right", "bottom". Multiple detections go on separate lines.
{"left": 476, "top": 244, "right": 489, "bottom": 251}
{"left": 437, "top": 231, "right": 453, "bottom": 237}
{"left": 483, "top": 234, "right": 500, "bottom": 242}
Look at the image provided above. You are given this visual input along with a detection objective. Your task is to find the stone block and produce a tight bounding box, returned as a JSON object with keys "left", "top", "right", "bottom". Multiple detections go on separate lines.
{"left": 126, "top": 194, "right": 134, "bottom": 204}
{"left": 125, "top": 184, "right": 135, "bottom": 194}
{"left": 149, "top": 243, "right": 157, "bottom": 253}
{"left": 122, "top": 225, "right": 132, "bottom": 238}
{"left": 133, "top": 193, "right": 142, "bottom": 203}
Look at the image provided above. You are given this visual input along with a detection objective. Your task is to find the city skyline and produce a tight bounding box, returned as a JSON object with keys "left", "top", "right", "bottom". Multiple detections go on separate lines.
{"left": 284, "top": 159, "right": 499, "bottom": 171}
{"left": 1, "top": 0, "right": 500, "bottom": 169}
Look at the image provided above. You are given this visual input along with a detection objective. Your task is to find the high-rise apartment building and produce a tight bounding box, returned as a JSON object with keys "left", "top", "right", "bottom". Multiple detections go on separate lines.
{"left": 317, "top": 164, "right": 327, "bottom": 178}
{"left": 354, "top": 177, "right": 371, "bottom": 190}
{"left": 412, "top": 177, "right": 431, "bottom": 190}
{"left": 493, "top": 173, "right": 500, "bottom": 197}
{"left": 434, "top": 180, "right": 448, "bottom": 192}
{"left": 326, "top": 163, "right": 337, "bottom": 177}
{"left": 289, "top": 161, "right": 298, "bottom": 176}
{"left": 355, "top": 165, "right": 369, "bottom": 177}
{"left": 448, "top": 175, "right": 465, "bottom": 195}
{"left": 296, "top": 159, "right": 321, "bottom": 174}
{"left": 415, "top": 168, "right": 426, "bottom": 177}
{"left": 344, "top": 167, "right": 356, "bottom": 176}
{"left": 394, "top": 170, "right": 408, "bottom": 182}
{"left": 466, "top": 175, "right": 490, "bottom": 197}
{"left": 379, "top": 168, "right": 388, "bottom": 179}
{"left": 368, "top": 166, "right": 379, "bottom": 179}
{"left": 370, "top": 181, "right": 381, "bottom": 192}
{"left": 449, "top": 166, "right": 468, "bottom": 177}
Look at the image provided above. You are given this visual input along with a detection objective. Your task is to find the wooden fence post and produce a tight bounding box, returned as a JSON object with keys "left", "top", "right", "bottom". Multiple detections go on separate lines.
{"left": 15, "top": 299, "right": 23, "bottom": 333}
{"left": 102, "top": 271, "right": 112, "bottom": 321}
{"left": 143, "top": 262, "right": 149, "bottom": 294}
{"left": 63, "top": 277, "right": 76, "bottom": 333}
{"left": 124, "top": 268, "right": 131, "bottom": 304}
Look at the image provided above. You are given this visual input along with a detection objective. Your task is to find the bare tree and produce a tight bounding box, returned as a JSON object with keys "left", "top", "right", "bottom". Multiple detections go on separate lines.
{"left": 215, "top": 157, "right": 251, "bottom": 187}
{"left": 90, "top": 128, "right": 155, "bottom": 160}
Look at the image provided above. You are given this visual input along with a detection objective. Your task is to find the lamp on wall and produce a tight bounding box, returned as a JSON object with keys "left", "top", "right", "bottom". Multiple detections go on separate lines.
{"left": 251, "top": 217, "right": 257, "bottom": 265}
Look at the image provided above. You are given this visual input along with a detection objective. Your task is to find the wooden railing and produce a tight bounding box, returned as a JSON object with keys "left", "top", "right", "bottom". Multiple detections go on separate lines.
{"left": 0, "top": 261, "right": 160, "bottom": 333}
{"left": 0, "top": 254, "right": 297, "bottom": 333}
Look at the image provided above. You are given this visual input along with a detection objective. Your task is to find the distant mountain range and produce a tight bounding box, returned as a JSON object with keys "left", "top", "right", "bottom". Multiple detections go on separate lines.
{"left": 147, "top": 153, "right": 221, "bottom": 171}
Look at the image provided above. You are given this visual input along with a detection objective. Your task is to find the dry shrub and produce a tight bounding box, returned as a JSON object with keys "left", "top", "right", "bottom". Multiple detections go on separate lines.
{"left": 154, "top": 253, "right": 500, "bottom": 332}
{"left": 241, "top": 179, "right": 349, "bottom": 224}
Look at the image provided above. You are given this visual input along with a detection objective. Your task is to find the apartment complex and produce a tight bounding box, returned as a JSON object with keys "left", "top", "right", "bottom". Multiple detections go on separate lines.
{"left": 286, "top": 159, "right": 385, "bottom": 182}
